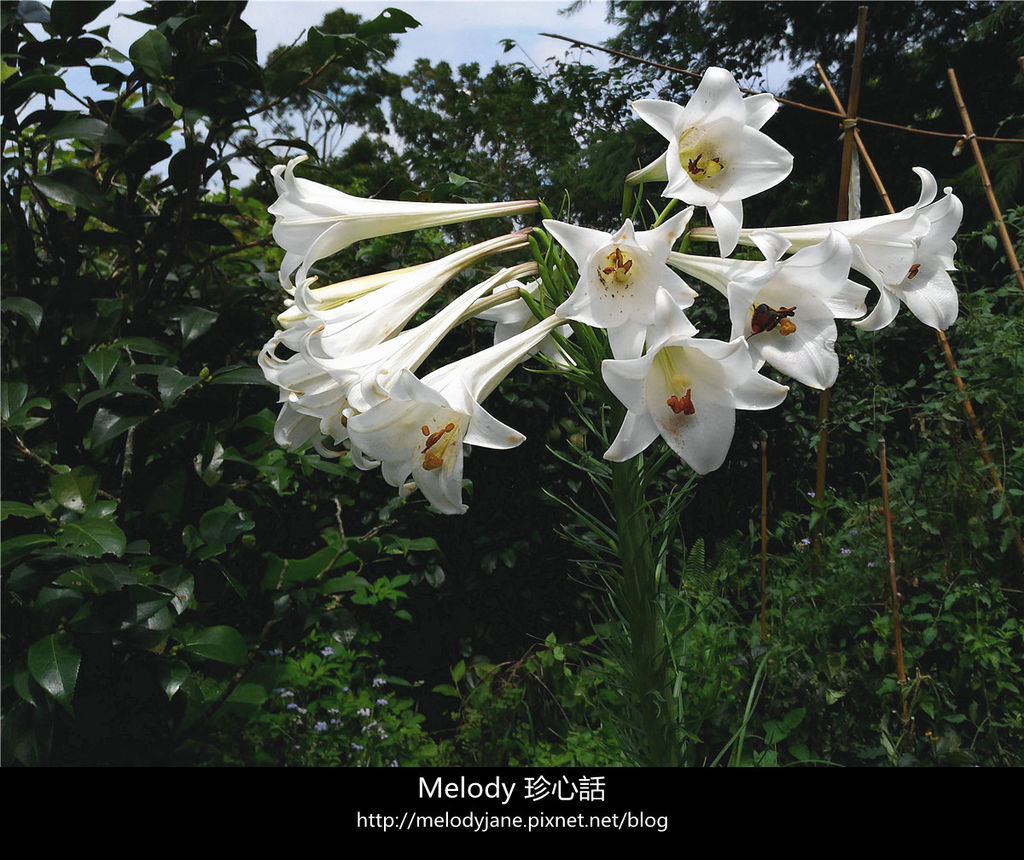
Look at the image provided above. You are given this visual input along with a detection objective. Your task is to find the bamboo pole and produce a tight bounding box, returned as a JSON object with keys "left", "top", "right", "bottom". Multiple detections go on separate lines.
{"left": 878, "top": 438, "right": 910, "bottom": 724}
{"left": 947, "top": 67, "right": 1024, "bottom": 295}
{"left": 815, "top": 66, "right": 1024, "bottom": 564}
{"left": 760, "top": 439, "right": 768, "bottom": 644}
{"left": 812, "top": 6, "right": 869, "bottom": 567}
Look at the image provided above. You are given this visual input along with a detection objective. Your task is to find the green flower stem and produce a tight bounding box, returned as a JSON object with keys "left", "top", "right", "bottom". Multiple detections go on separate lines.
{"left": 611, "top": 454, "right": 680, "bottom": 766}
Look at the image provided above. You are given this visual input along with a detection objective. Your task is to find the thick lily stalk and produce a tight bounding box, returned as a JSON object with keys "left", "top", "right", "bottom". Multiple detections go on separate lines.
{"left": 610, "top": 453, "right": 680, "bottom": 766}
{"left": 270, "top": 154, "right": 539, "bottom": 288}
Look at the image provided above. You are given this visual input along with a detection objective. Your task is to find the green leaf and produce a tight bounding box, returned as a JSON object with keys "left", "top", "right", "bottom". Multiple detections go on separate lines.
{"left": 44, "top": 114, "right": 126, "bottom": 145}
{"left": 160, "top": 661, "right": 190, "bottom": 699}
{"left": 129, "top": 28, "right": 172, "bottom": 79}
{"left": 0, "top": 501, "right": 44, "bottom": 521}
{"left": 49, "top": 466, "right": 100, "bottom": 512}
{"left": 209, "top": 365, "right": 274, "bottom": 387}
{"left": 48, "top": 1, "right": 114, "bottom": 36}
{"left": 82, "top": 348, "right": 121, "bottom": 387}
{"left": 176, "top": 307, "right": 218, "bottom": 345}
{"left": 115, "top": 336, "right": 176, "bottom": 358}
{"left": 27, "top": 633, "right": 81, "bottom": 713}
{"left": 357, "top": 8, "right": 422, "bottom": 37}
{"left": 57, "top": 519, "right": 127, "bottom": 558}
{"left": 88, "top": 408, "right": 145, "bottom": 448}
{"left": 181, "top": 625, "right": 248, "bottom": 665}
{"left": 1, "top": 297, "right": 44, "bottom": 332}
{"left": 30, "top": 168, "right": 105, "bottom": 210}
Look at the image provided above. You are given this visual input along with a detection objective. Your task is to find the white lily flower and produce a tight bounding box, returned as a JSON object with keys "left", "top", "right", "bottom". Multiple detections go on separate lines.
{"left": 346, "top": 315, "right": 564, "bottom": 514}
{"left": 696, "top": 168, "right": 963, "bottom": 331}
{"left": 473, "top": 279, "right": 575, "bottom": 367}
{"left": 602, "top": 289, "right": 788, "bottom": 474}
{"left": 296, "top": 231, "right": 530, "bottom": 362}
{"left": 316, "top": 263, "right": 538, "bottom": 413}
{"left": 270, "top": 155, "right": 539, "bottom": 288}
{"left": 629, "top": 67, "right": 793, "bottom": 257}
{"left": 669, "top": 231, "right": 868, "bottom": 389}
{"left": 543, "top": 209, "right": 696, "bottom": 359}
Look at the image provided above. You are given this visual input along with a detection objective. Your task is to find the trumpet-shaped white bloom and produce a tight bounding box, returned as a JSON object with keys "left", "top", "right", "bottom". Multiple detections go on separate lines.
{"left": 699, "top": 168, "right": 963, "bottom": 331}
{"left": 270, "top": 155, "right": 539, "bottom": 288}
{"left": 669, "top": 231, "right": 868, "bottom": 389}
{"left": 544, "top": 209, "right": 696, "bottom": 359}
{"left": 473, "top": 279, "right": 574, "bottom": 367}
{"left": 347, "top": 316, "right": 565, "bottom": 514}
{"left": 296, "top": 231, "right": 529, "bottom": 361}
{"left": 260, "top": 234, "right": 530, "bottom": 448}
{"left": 629, "top": 68, "right": 793, "bottom": 257}
{"left": 602, "top": 289, "right": 788, "bottom": 474}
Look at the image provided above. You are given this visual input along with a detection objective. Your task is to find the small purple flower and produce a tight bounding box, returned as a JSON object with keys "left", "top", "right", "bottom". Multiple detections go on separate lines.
{"left": 357, "top": 707, "right": 371, "bottom": 718}
{"left": 376, "top": 698, "right": 389, "bottom": 706}
{"left": 390, "top": 760, "right": 399, "bottom": 768}
{"left": 286, "top": 702, "right": 298, "bottom": 710}
{"left": 867, "top": 562, "right": 876, "bottom": 568}
{"left": 320, "top": 646, "right": 334, "bottom": 657}
{"left": 314, "top": 721, "right": 328, "bottom": 732}
{"left": 840, "top": 548, "right": 851, "bottom": 555}
{"left": 351, "top": 743, "right": 364, "bottom": 751}
{"left": 279, "top": 689, "right": 295, "bottom": 698}
{"left": 372, "top": 677, "right": 386, "bottom": 688}
{"left": 807, "top": 491, "right": 815, "bottom": 499}
{"left": 849, "top": 529, "right": 858, "bottom": 536}
{"left": 297, "top": 707, "right": 307, "bottom": 715}
{"left": 342, "top": 686, "right": 350, "bottom": 692}
{"left": 800, "top": 538, "right": 811, "bottom": 547}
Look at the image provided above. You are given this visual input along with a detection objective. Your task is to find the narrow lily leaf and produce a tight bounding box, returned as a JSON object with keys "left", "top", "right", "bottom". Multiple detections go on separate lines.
{"left": 28, "top": 633, "right": 81, "bottom": 713}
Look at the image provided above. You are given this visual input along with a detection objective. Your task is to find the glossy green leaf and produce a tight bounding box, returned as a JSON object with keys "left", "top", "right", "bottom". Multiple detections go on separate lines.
{"left": 49, "top": 466, "right": 100, "bottom": 512}
{"left": 181, "top": 625, "right": 248, "bottom": 665}
{"left": 30, "top": 168, "right": 105, "bottom": 210}
{"left": 89, "top": 408, "right": 145, "bottom": 448}
{"left": 177, "top": 307, "right": 218, "bottom": 346}
{"left": 82, "top": 348, "right": 121, "bottom": 387}
{"left": 129, "top": 28, "right": 172, "bottom": 79}
{"left": 1, "top": 297, "right": 43, "bottom": 332}
{"left": 28, "top": 633, "right": 81, "bottom": 712}
{"left": 0, "top": 501, "right": 44, "bottom": 521}
{"left": 56, "top": 519, "right": 127, "bottom": 558}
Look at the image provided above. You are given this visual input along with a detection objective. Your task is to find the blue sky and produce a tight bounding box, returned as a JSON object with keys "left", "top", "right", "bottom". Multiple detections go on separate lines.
{"left": 92, "top": 1, "right": 618, "bottom": 71}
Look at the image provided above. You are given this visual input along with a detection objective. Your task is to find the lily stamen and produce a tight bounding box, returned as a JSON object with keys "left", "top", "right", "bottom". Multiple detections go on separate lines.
{"left": 666, "top": 389, "right": 695, "bottom": 415}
